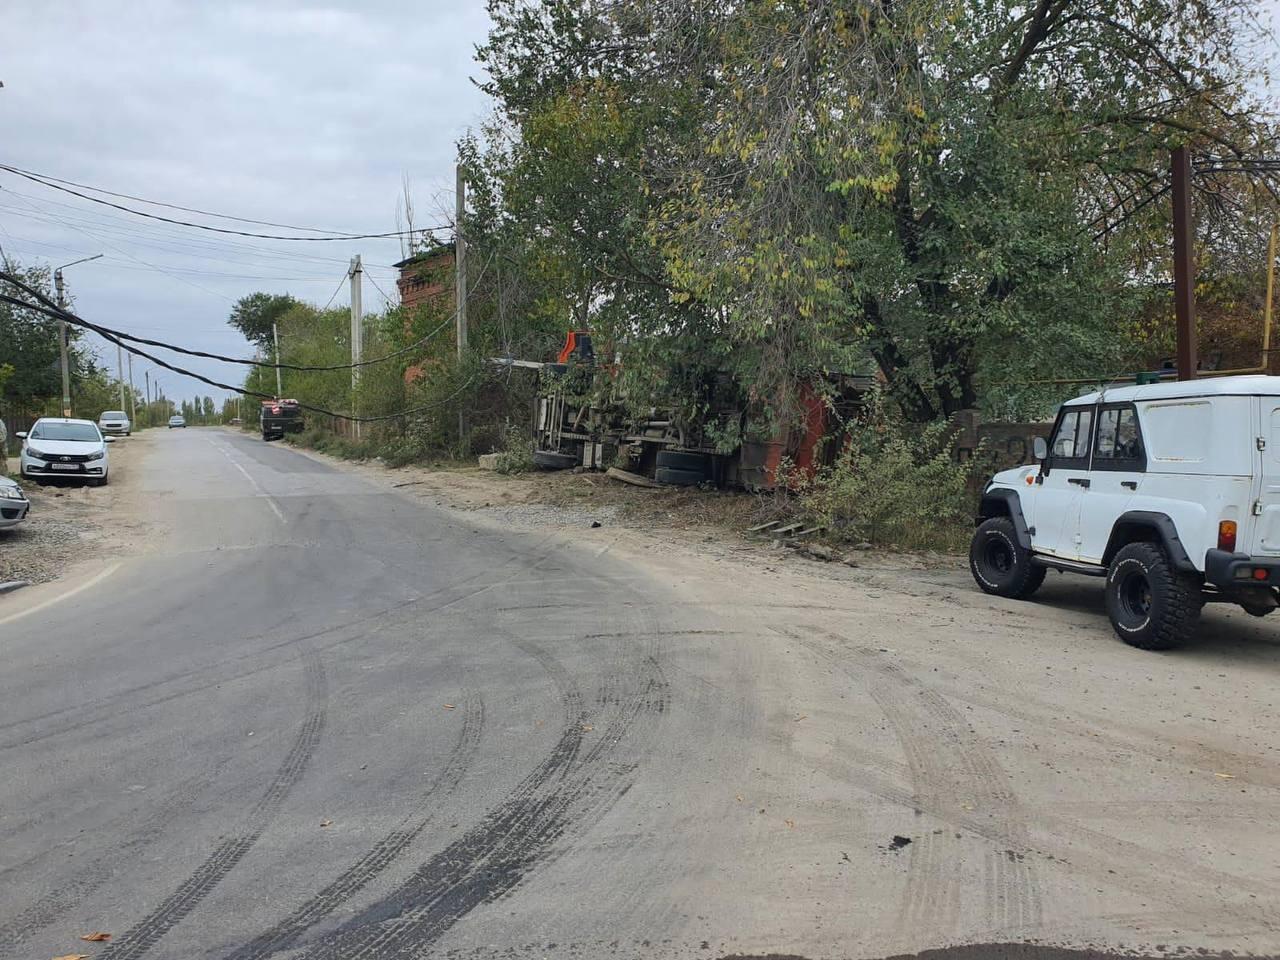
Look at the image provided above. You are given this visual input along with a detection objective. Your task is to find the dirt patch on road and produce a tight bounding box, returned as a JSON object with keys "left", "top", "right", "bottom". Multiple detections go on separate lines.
{"left": 0, "top": 435, "right": 154, "bottom": 585}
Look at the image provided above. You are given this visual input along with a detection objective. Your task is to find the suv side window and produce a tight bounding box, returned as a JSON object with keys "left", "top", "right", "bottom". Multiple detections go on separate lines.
{"left": 1092, "top": 403, "right": 1146, "bottom": 471}
{"left": 1049, "top": 406, "right": 1093, "bottom": 467}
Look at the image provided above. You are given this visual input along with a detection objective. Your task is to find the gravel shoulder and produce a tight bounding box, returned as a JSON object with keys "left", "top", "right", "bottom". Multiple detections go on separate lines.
{"left": 0, "top": 433, "right": 155, "bottom": 585}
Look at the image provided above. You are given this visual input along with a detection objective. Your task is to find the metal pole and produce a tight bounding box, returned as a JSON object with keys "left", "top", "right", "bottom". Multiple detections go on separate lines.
{"left": 272, "top": 321, "right": 284, "bottom": 398}
{"left": 350, "top": 255, "right": 362, "bottom": 439}
{"left": 55, "top": 269, "right": 71, "bottom": 416}
{"left": 1265, "top": 223, "right": 1277, "bottom": 375}
{"left": 1172, "top": 145, "right": 1198, "bottom": 381}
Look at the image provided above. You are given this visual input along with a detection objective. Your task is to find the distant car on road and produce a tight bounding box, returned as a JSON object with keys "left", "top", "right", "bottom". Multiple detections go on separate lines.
{"left": 168, "top": 415, "right": 186, "bottom": 428}
{"left": 0, "top": 475, "right": 29, "bottom": 528}
{"left": 16, "top": 418, "right": 114, "bottom": 486}
{"left": 98, "top": 410, "right": 131, "bottom": 436}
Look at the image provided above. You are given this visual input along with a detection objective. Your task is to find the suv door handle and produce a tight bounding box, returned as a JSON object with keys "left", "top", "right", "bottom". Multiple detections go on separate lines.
{"left": 1068, "top": 477, "right": 1090, "bottom": 488}
{"left": 1121, "top": 481, "right": 1138, "bottom": 490}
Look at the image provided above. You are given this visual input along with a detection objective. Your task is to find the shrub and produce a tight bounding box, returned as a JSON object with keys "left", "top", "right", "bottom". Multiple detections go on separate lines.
{"left": 794, "top": 402, "right": 979, "bottom": 552}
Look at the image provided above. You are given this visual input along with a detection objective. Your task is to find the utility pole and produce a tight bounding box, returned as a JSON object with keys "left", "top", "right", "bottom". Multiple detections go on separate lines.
{"left": 455, "top": 164, "right": 468, "bottom": 361}
{"left": 349, "top": 254, "right": 363, "bottom": 439}
{"left": 116, "top": 342, "right": 127, "bottom": 412}
{"left": 1171, "top": 145, "right": 1198, "bottom": 381}
{"left": 127, "top": 353, "right": 137, "bottom": 427}
{"left": 52, "top": 253, "right": 103, "bottom": 417}
{"left": 145, "top": 369, "right": 151, "bottom": 425}
{"left": 455, "top": 162, "right": 468, "bottom": 442}
{"left": 54, "top": 271, "right": 71, "bottom": 416}
{"left": 272, "top": 321, "right": 284, "bottom": 398}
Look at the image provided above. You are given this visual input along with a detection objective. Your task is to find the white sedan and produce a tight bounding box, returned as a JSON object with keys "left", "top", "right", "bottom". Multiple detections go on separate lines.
{"left": 0, "top": 475, "right": 29, "bottom": 528}
{"left": 17, "top": 418, "right": 114, "bottom": 487}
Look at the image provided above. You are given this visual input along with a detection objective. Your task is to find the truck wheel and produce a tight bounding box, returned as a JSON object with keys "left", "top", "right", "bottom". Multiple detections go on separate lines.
{"left": 969, "top": 517, "right": 1045, "bottom": 599}
{"left": 655, "top": 450, "right": 708, "bottom": 474}
{"left": 532, "top": 449, "right": 578, "bottom": 471}
{"left": 655, "top": 465, "right": 704, "bottom": 487}
{"left": 1105, "top": 542, "right": 1202, "bottom": 650}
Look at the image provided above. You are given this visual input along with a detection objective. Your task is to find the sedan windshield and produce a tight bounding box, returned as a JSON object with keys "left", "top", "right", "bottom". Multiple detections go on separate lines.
{"left": 102, "top": 411, "right": 126, "bottom": 419}
{"left": 31, "top": 422, "right": 102, "bottom": 442}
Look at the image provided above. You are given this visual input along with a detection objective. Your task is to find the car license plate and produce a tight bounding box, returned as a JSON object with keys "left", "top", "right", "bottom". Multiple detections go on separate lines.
{"left": 51, "top": 463, "right": 81, "bottom": 472}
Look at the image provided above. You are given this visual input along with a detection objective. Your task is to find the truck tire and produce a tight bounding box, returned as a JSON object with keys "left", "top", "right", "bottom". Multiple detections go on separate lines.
{"left": 1105, "top": 541, "right": 1203, "bottom": 650}
{"left": 969, "top": 516, "right": 1045, "bottom": 599}
{"left": 655, "top": 450, "right": 708, "bottom": 474}
{"left": 532, "top": 449, "right": 578, "bottom": 471}
{"left": 655, "top": 465, "right": 704, "bottom": 487}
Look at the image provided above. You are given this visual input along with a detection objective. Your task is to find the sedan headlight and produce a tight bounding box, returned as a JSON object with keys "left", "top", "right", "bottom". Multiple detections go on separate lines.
{"left": 25, "top": 446, "right": 48, "bottom": 460}
{"left": 87, "top": 450, "right": 105, "bottom": 461}
{"left": 0, "top": 485, "right": 23, "bottom": 500}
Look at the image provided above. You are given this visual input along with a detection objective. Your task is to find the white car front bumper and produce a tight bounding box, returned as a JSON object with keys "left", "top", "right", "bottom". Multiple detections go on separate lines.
{"left": 20, "top": 451, "right": 108, "bottom": 480}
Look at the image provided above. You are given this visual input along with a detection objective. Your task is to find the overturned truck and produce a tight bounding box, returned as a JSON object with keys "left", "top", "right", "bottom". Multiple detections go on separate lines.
{"left": 508, "top": 331, "right": 873, "bottom": 490}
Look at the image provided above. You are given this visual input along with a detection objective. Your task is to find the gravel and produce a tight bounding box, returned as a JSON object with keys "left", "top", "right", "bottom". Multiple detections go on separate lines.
{"left": 476, "top": 502, "right": 621, "bottom": 529}
{"left": 0, "top": 482, "right": 111, "bottom": 585}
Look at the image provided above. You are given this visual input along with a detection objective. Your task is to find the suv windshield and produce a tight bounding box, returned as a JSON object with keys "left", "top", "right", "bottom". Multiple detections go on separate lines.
{"left": 31, "top": 422, "right": 102, "bottom": 442}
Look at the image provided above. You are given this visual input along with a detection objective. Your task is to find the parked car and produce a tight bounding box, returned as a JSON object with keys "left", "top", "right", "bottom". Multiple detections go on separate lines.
{"left": 17, "top": 418, "right": 114, "bottom": 486}
{"left": 98, "top": 410, "right": 131, "bottom": 436}
{"left": 168, "top": 415, "right": 186, "bottom": 428}
{"left": 0, "top": 475, "right": 29, "bottom": 528}
{"left": 971, "top": 375, "right": 1280, "bottom": 649}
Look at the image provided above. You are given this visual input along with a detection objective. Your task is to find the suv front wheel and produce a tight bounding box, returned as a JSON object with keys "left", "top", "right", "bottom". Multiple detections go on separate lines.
{"left": 970, "top": 517, "right": 1046, "bottom": 599}
{"left": 1104, "top": 542, "right": 1203, "bottom": 650}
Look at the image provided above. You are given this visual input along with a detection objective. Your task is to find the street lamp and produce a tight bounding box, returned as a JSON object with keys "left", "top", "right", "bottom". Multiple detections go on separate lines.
{"left": 53, "top": 253, "right": 103, "bottom": 416}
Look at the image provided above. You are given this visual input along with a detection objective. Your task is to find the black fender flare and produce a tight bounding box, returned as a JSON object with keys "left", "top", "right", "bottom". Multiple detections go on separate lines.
{"left": 977, "top": 488, "right": 1032, "bottom": 551}
{"left": 1103, "top": 511, "right": 1195, "bottom": 572}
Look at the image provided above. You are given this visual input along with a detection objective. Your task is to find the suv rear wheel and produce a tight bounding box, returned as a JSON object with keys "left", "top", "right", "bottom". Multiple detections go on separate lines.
{"left": 969, "top": 517, "right": 1046, "bottom": 599}
{"left": 1104, "top": 542, "right": 1203, "bottom": 650}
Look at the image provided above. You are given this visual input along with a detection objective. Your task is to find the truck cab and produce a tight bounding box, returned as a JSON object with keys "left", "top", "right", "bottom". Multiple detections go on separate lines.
{"left": 972, "top": 375, "right": 1280, "bottom": 648}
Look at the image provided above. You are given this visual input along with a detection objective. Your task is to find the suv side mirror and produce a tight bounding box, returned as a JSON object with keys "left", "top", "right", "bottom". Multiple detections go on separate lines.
{"left": 15, "top": 431, "right": 26, "bottom": 439}
{"left": 104, "top": 436, "right": 117, "bottom": 444}
{"left": 1033, "top": 436, "right": 1048, "bottom": 461}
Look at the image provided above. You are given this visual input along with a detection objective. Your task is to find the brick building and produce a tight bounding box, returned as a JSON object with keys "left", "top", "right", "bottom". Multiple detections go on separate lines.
{"left": 395, "top": 242, "right": 455, "bottom": 385}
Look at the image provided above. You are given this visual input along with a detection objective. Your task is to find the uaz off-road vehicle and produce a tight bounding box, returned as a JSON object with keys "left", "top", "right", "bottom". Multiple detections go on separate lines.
{"left": 971, "top": 375, "right": 1280, "bottom": 649}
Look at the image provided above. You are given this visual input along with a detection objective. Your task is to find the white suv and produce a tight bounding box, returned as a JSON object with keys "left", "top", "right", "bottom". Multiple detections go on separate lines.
{"left": 971, "top": 375, "right": 1280, "bottom": 649}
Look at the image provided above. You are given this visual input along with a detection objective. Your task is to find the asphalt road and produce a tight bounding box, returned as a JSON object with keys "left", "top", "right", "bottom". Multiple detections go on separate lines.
{"left": 2, "top": 429, "right": 1278, "bottom": 960}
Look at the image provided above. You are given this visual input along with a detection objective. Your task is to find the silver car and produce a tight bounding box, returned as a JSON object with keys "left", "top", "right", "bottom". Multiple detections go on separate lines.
{"left": 98, "top": 410, "right": 131, "bottom": 436}
{"left": 0, "top": 475, "right": 29, "bottom": 528}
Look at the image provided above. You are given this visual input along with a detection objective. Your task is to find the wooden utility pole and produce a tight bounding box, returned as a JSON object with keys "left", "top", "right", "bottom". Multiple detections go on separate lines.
{"left": 1171, "top": 145, "right": 1198, "bottom": 381}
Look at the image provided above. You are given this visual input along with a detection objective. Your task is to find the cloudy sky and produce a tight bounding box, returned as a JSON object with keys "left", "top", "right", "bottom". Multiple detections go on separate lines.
{"left": 0, "top": 1, "right": 493, "bottom": 406}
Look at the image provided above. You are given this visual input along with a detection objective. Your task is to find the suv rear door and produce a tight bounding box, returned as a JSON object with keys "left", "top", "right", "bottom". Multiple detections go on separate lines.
{"left": 1250, "top": 396, "right": 1280, "bottom": 555}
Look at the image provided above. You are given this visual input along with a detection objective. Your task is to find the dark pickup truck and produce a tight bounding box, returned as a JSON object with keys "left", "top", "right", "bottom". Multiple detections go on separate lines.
{"left": 260, "top": 399, "right": 303, "bottom": 441}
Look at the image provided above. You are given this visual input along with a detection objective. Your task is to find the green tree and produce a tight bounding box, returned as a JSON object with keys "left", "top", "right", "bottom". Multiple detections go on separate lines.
{"left": 228, "top": 292, "right": 299, "bottom": 349}
{"left": 476, "top": 0, "right": 1279, "bottom": 422}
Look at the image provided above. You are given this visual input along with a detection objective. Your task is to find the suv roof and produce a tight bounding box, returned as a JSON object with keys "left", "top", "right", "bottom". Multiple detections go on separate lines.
{"left": 1067, "top": 374, "right": 1280, "bottom": 407}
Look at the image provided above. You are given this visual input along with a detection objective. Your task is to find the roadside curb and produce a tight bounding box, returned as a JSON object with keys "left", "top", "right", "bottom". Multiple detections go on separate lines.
{"left": 0, "top": 580, "right": 31, "bottom": 595}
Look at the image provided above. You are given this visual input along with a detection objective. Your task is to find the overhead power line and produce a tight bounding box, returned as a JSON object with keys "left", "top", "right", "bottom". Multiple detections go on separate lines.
{"left": 0, "top": 287, "right": 475, "bottom": 423}
{"left": 0, "top": 163, "right": 452, "bottom": 242}
{"left": 0, "top": 269, "right": 459, "bottom": 373}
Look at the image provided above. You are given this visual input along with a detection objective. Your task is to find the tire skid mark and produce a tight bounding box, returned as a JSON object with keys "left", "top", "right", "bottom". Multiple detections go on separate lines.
{"left": 99, "top": 652, "right": 328, "bottom": 960}
{"left": 299, "top": 636, "right": 669, "bottom": 960}
{"left": 224, "top": 693, "right": 484, "bottom": 960}
{"left": 0, "top": 765, "right": 226, "bottom": 948}
{"left": 779, "top": 626, "right": 1041, "bottom": 938}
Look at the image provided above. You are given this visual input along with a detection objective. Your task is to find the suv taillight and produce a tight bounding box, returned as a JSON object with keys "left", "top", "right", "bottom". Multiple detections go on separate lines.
{"left": 1218, "top": 520, "right": 1238, "bottom": 552}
